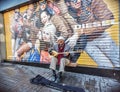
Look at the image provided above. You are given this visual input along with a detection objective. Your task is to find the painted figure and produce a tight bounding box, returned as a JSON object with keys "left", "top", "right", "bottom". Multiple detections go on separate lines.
{"left": 64, "top": 0, "right": 119, "bottom": 67}
{"left": 40, "top": 10, "right": 57, "bottom": 45}
{"left": 10, "top": 9, "right": 24, "bottom": 59}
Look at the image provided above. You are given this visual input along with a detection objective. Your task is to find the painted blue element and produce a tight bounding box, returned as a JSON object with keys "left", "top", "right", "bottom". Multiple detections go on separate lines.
{"left": 28, "top": 48, "right": 40, "bottom": 63}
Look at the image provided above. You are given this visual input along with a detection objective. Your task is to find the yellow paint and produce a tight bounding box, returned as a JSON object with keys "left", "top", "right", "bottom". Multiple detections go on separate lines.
{"left": 77, "top": 51, "right": 98, "bottom": 66}
{"left": 4, "top": 6, "right": 29, "bottom": 59}
{"left": 104, "top": 0, "right": 119, "bottom": 45}
{"left": 20, "top": 6, "right": 28, "bottom": 13}
{"left": 4, "top": 12, "right": 12, "bottom": 59}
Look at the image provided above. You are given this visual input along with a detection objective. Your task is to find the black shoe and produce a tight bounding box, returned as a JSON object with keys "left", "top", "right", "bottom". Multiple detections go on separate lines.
{"left": 55, "top": 72, "right": 62, "bottom": 83}
{"left": 55, "top": 77, "right": 61, "bottom": 83}
{"left": 59, "top": 72, "right": 62, "bottom": 79}
{"left": 50, "top": 74, "right": 57, "bottom": 82}
{"left": 50, "top": 70, "right": 57, "bottom": 82}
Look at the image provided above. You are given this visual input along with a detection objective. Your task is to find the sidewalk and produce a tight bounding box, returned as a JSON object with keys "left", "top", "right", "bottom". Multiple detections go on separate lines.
{"left": 0, "top": 63, "right": 61, "bottom": 92}
{"left": 0, "top": 62, "right": 120, "bottom": 92}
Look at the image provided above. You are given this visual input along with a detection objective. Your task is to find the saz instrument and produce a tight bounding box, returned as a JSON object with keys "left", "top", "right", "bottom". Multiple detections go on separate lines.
{"left": 51, "top": 50, "right": 83, "bottom": 57}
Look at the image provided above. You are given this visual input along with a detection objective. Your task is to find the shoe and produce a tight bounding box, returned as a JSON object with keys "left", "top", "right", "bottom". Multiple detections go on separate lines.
{"left": 50, "top": 74, "right": 57, "bottom": 82}
{"left": 55, "top": 72, "right": 63, "bottom": 83}
{"left": 55, "top": 77, "right": 61, "bottom": 83}
{"left": 50, "top": 70, "right": 57, "bottom": 82}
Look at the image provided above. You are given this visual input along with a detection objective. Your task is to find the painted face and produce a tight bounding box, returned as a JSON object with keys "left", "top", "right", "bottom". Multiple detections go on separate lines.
{"left": 47, "top": 1, "right": 53, "bottom": 8}
{"left": 14, "top": 9, "right": 20, "bottom": 20}
{"left": 41, "top": 12, "right": 49, "bottom": 24}
{"left": 14, "top": 13, "right": 19, "bottom": 20}
{"left": 28, "top": 4, "right": 34, "bottom": 12}
{"left": 70, "top": 0, "right": 81, "bottom": 9}
{"left": 40, "top": 3, "right": 46, "bottom": 10}
{"left": 42, "top": 30, "right": 51, "bottom": 42}
{"left": 26, "top": 9, "right": 33, "bottom": 19}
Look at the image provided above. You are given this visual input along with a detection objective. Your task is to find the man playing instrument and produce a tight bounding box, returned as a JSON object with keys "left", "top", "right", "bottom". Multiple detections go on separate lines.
{"left": 49, "top": 36, "right": 72, "bottom": 83}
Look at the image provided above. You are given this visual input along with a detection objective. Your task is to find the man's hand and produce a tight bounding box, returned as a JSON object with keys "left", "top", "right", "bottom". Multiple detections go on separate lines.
{"left": 64, "top": 52, "right": 69, "bottom": 56}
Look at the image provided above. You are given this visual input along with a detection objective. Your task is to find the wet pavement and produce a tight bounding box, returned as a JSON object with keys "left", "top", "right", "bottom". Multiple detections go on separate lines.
{"left": 0, "top": 62, "right": 120, "bottom": 92}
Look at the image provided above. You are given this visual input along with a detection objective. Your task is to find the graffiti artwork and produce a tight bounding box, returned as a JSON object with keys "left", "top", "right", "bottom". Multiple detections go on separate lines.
{"left": 4, "top": 0, "right": 119, "bottom": 67}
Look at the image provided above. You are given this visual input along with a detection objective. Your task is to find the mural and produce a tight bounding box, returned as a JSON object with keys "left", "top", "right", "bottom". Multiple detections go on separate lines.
{"left": 4, "top": 0, "right": 119, "bottom": 67}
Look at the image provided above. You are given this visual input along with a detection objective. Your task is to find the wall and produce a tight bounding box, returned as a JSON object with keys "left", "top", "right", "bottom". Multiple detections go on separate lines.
{"left": 3, "top": 0, "right": 120, "bottom": 68}
{"left": 0, "top": 13, "right": 6, "bottom": 61}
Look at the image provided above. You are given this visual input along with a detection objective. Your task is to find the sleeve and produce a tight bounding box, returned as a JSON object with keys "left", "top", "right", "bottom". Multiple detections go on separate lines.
{"left": 92, "top": 0, "right": 114, "bottom": 21}
{"left": 64, "top": 44, "right": 73, "bottom": 56}
{"left": 84, "top": 0, "right": 114, "bottom": 35}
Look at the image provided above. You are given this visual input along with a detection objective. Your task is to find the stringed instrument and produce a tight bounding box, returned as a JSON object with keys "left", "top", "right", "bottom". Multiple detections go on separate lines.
{"left": 51, "top": 50, "right": 83, "bottom": 57}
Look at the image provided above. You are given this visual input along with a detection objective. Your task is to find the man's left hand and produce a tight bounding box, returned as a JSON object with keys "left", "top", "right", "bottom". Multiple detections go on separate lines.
{"left": 64, "top": 52, "right": 69, "bottom": 56}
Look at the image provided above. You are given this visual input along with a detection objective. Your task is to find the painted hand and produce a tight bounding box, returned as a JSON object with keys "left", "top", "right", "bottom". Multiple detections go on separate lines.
{"left": 65, "top": 34, "right": 78, "bottom": 48}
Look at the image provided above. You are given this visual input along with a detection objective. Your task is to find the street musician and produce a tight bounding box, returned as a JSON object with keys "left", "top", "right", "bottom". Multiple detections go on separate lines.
{"left": 49, "top": 36, "right": 73, "bottom": 83}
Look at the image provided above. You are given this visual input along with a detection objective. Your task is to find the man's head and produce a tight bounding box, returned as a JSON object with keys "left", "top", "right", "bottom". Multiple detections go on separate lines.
{"left": 57, "top": 36, "right": 65, "bottom": 46}
{"left": 65, "top": 0, "right": 81, "bottom": 9}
